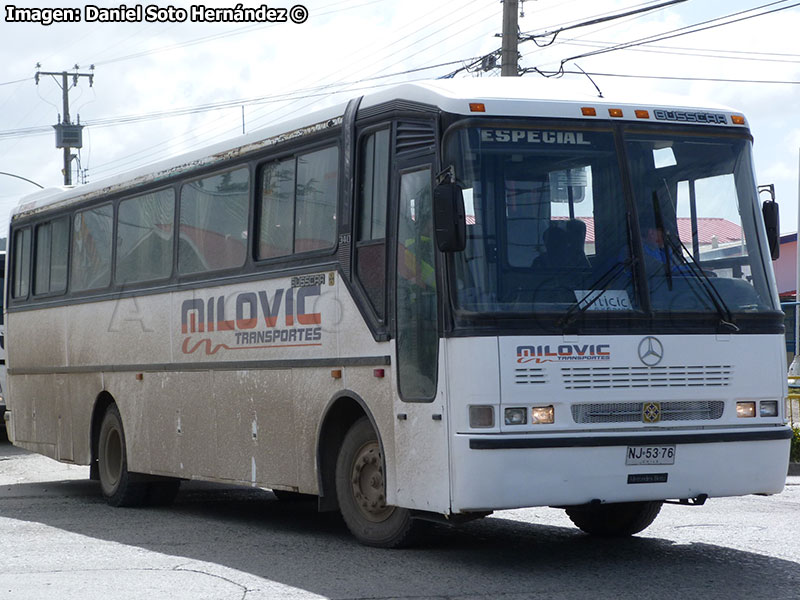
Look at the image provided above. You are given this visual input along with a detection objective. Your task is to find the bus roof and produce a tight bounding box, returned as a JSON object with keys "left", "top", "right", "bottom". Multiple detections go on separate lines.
{"left": 13, "top": 78, "right": 747, "bottom": 221}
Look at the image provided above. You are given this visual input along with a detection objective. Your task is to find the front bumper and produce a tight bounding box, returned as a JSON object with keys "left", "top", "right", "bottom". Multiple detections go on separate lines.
{"left": 450, "top": 426, "right": 792, "bottom": 512}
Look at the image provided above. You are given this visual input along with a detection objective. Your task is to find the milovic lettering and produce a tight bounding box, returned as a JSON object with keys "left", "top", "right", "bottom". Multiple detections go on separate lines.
{"left": 516, "top": 344, "right": 611, "bottom": 363}
{"left": 181, "top": 285, "right": 322, "bottom": 354}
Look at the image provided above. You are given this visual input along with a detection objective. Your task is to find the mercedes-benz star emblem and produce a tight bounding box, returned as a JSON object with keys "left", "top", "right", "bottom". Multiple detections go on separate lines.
{"left": 638, "top": 336, "right": 664, "bottom": 366}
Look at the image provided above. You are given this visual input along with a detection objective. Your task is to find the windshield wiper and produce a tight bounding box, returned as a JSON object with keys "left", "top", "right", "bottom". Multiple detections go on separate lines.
{"left": 654, "top": 189, "right": 739, "bottom": 332}
{"left": 557, "top": 258, "right": 633, "bottom": 333}
{"left": 661, "top": 229, "right": 739, "bottom": 332}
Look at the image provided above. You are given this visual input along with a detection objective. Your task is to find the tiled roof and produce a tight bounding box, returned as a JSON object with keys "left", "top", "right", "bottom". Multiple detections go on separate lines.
{"left": 465, "top": 215, "right": 742, "bottom": 244}
{"left": 556, "top": 217, "right": 742, "bottom": 244}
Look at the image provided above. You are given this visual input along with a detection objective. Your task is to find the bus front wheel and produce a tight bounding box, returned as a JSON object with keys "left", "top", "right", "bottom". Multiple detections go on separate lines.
{"left": 97, "top": 404, "right": 148, "bottom": 507}
{"left": 335, "top": 417, "right": 417, "bottom": 548}
{"left": 565, "top": 500, "right": 663, "bottom": 537}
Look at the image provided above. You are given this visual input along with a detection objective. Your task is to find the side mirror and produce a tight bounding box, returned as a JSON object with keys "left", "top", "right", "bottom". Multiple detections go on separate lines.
{"left": 433, "top": 182, "right": 466, "bottom": 252}
{"left": 762, "top": 199, "right": 780, "bottom": 261}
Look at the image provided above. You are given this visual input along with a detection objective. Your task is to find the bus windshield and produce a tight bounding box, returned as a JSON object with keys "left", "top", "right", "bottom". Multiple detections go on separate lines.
{"left": 444, "top": 124, "right": 778, "bottom": 321}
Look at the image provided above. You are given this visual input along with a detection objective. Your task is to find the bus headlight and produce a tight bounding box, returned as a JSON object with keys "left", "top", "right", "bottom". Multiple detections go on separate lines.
{"left": 504, "top": 408, "right": 527, "bottom": 425}
{"left": 759, "top": 400, "right": 778, "bottom": 417}
{"left": 531, "top": 405, "right": 555, "bottom": 424}
{"left": 736, "top": 401, "right": 756, "bottom": 418}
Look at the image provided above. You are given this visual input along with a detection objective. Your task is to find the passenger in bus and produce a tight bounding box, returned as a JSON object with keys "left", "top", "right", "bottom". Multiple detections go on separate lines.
{"left": 532, "top": 220, "right": 590, "bottom": 270}
{"left": 532, "top": 225, "right": 568, "bottom": 270}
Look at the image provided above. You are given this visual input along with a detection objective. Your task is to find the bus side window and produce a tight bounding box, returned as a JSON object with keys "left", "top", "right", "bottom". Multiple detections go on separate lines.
{"left": 116, "top": 189, "right": 175, "bottom": 284}
{"left": 258, "top": 146, "right": 338, "bottom": 260}
{"left": 12, "top": 228, "right": 31, "bottom": 299}
{"left": 71, "top": 204, "right": 113, "bottom": 292}
{"left": 34, "top": 217, "right": 69, "bottom": 295}
{"left": 179, "top": 168, "right": 249, "bottom": 275}
{"left": 355, "top": 128, "right": 390, "bottom": 319}
{"left": 295, "top": 146, "right": 338, "bottom": 253}
{"left": 258, "top": 159, "right": 295, "bottom": 260}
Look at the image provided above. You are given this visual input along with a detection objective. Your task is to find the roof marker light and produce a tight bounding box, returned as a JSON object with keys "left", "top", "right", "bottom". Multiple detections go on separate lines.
{"left": 581, "top": 107, "right": 597, "bottom": 116}
{"left": 732, "top": 115, "right": 746, "bottom": 125}
{"left": 635, "top": 110, "right": 650, "bottom": 119}
{"left": 608, "top": 108, "right": 623, "bottom": 118}
{"left": 469, "top": 103, "right": 486, "bottom": 113}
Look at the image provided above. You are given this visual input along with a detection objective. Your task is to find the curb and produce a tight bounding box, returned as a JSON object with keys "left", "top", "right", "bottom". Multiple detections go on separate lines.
{"left": 789, "top": 463, "right": 800, "bottom": 476}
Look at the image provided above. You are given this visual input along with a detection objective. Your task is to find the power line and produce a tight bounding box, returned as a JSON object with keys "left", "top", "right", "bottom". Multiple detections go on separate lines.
{"left": 558, "top": 38, "right": 800, "bottom": 64}
{"left": 443, "top": 0, "right": 685, "bottom": 78}
{"left": 0, "top": 56, "right": 481, "bottom": 144}
{"left": 520, "top": 0, "right": 686, "bottom": 47}
{"left": 561, "top": 39, "right": 800, "bottom": 64}
{"left": 91, "top": 0, "right": 498, "bottom": 175}
{"left": 85, "top": 63, "right": 482, "bottom": 176}
{"left": 560, "top": 70, "right": 800, "bottom": 85}
{"left": 557, "top": 1, "right": 800, "bottom": 71}
{"left": 0, "top": 77, "right": 30, "bottom": 87}
{"left": 91, "top": 0, "right": 393, "bottom": 68}
{"left": 240, "top": 0, "right": 497, "bottom": 134}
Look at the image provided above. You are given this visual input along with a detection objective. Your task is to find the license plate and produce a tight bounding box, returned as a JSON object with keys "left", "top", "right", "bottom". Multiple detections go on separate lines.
{"left": 625, "top": 445, "right": 675, "bottom": 465}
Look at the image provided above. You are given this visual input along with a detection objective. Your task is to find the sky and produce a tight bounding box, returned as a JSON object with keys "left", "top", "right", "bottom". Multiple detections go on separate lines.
{"left": 1, "top": 0, "right": 799, "bottom": 236}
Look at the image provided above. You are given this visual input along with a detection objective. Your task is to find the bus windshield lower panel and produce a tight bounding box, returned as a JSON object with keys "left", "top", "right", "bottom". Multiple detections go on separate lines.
{"left": 444, "top": 123, "right": 780, "bottom": 330}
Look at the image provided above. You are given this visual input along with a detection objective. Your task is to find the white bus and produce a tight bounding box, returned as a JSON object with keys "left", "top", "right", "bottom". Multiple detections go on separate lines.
{"left": 0, "top": 250, "right": 6, "bottom": 432}
{"left": 5, "top": 79, "right": 791, "bottom": 547}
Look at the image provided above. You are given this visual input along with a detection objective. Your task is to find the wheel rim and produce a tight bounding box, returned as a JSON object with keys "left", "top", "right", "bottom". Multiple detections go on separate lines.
{"left": 100, "top": 425, "right": 123, "bottom": 491}
{"left": 349, "top": 440, "right": 394, "bottom": 523}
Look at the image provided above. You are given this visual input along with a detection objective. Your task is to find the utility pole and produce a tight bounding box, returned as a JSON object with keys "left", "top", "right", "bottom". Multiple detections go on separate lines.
{"left": 35, "top": 65, "right": 95, "bottom": 186}
{"left": 501, "top": 0, "right": 520, "bottom": 76}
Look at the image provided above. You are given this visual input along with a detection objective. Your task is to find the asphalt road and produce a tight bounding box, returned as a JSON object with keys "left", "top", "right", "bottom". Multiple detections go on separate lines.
{"left": 1, "top": 439, "right": 798, "bottom": 600}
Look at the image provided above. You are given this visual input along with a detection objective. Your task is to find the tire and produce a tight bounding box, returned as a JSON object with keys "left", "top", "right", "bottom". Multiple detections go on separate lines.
{"left": 97, "top": 404, "right": 148, "bottom": 507}
{"left": 335, "top": 417, "right": 418, "bottom": 548}
{"left": 565, "top": 500, "right": 663, "bottom": 537}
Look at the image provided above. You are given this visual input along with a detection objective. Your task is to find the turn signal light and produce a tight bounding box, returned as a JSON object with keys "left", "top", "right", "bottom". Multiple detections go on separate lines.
{"left": 469, "top": 405, "right": 494, "bottom": 428}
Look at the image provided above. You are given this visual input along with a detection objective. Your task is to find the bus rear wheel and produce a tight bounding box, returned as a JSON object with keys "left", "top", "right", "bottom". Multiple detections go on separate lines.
{"left": 97, "top": 404, "right": 148, "bottom": 507}
{"left": 565, "top": 500, "right": 663, "bottom": 537}
{"left": 335, "top": 417, "right": 417, "bottom": 548}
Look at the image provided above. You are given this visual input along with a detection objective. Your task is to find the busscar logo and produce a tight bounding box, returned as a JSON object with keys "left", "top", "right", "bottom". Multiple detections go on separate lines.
{"left": 180, "top": 284, "right": 323, "bottom": 355}
{"left": 516, "top": 343, "right": 611, "bottom": 364}
{"left": 653, "top": 110, "right": 727, "bottom": 125}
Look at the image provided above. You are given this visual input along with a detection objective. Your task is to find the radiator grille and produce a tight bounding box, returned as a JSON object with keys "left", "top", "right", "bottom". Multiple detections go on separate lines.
{"left": 561, "top": 365, "right": 731, "bottom": 389}
{"left": 571, "top": 400, "right": 725, "bottom": 424}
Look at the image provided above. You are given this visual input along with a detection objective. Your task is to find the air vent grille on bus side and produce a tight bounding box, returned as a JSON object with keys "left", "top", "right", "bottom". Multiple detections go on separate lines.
{"left": 571, "top": 400, "right": 725, "bottom": 424}
{"left": 357, "top": 100, "right": 437, "bottom": 120}
{"left": 514, "top": 368, "right": 547, "bottom": 384}
{"left": 396, "top": 122, "right": 436, "bottom": 155}
{"left": 561, "top": 365, "right": 732, "bottom": 389}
